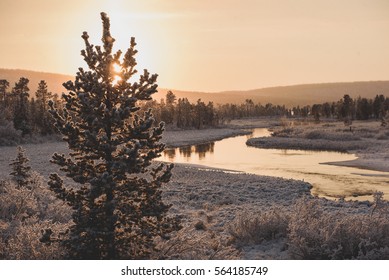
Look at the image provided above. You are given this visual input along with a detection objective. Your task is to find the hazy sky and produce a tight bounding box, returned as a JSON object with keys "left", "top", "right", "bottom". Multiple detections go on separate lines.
{"left": 1, "top": 0, "right": 388, "bottom": 91}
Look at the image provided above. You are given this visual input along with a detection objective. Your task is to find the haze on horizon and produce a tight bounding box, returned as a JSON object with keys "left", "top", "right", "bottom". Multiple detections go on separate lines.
{"left": 1, "top": 0, "right": 388, "bottom": 92}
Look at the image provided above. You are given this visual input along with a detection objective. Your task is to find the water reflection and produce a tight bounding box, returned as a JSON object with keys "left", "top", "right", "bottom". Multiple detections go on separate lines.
{"left": 195, "top": 142, "right": 215, "bottom": 159}
{"left": 159, "top": 128, "right": 389, "bottom": 201}
{"left": 178, "top": 146, "right": 192, "bottom": 158}
{"left": 163, "top": 149, "right": 176, "bottom": 161}
{"left": 164, "top": 142, "right": 215, "bottom": 160}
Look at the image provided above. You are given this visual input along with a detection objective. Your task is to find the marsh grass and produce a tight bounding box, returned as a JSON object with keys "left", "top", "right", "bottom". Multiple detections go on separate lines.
{"left": 230, "top": 194, "right": 389, "bottom": 259}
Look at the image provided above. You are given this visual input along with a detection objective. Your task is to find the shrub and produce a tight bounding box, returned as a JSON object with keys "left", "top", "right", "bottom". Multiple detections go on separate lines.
{"left": 229, "top": 207, "right": 289, "bottom": 247}
{"left": 0, "top": 173, "right": 71, "bottom": 259}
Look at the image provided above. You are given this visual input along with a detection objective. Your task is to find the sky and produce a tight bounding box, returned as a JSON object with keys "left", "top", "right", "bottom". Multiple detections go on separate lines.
{"left": 1, "top": 0, "right": 389, "bottom": 92}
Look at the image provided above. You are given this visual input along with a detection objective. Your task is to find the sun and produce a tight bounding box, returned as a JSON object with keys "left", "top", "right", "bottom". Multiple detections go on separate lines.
{"left": 112, "top": 62, "right": 121, "bottom": 73}
{"left": 111, "top": 62, "right": 122, "bottom": 86}
{"left": 112, "top": 75, "right": 122, "bottom": 86}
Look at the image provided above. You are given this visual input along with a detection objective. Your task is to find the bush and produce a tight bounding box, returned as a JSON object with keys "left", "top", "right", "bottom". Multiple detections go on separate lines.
{"left": 0, "top": 174, "right": 71, "bottom": 259}
{"left": 229, "top": 207, "right": 289, "bottom": 247}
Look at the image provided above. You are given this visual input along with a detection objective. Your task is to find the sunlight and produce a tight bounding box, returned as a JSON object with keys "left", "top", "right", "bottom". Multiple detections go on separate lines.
{"left": 112, "top": 62, "right": 121, "bottom": 73}
{"left": 112, "top": 75, "right": 122, "bottom": 86}
{"left": 111, "top": 62, "right": 122, "bottom": 86}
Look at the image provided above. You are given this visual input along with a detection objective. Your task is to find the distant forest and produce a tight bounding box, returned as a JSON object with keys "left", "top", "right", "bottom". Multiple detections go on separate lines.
{"left": 1, "top": 77, "right": 389, "bottom": 143}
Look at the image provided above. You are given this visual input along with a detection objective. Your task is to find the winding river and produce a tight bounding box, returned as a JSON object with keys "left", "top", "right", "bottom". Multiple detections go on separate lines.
{"left": 160, "top": 128, "right": 389, "bottom": 201}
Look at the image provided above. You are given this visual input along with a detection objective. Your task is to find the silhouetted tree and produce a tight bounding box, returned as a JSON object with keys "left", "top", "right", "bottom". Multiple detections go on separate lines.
{"left": 35, "top": 80, "right": 54, "bottom": 135}
{"left": 373, "top": 94, "right": 386, "bottom": 119}
{"left": 355, "top": 97, "right": 371, "bottom": 120}
{"left": 0, "top": 79, "right": 12, "bottom": 122}
{"left": 311, "top": 104, "right": 322, "bottom": 122}
{"left": 46, "top": 13, "right": 179, "bottom": 259}
{"left": 339, "top": 94, "right": 354, "bottom": 125}
{"left": 12, "top": 77, "right": 30, "bottom": 135}
{"left": 0, "top": 79, "right": 10, "bottom": 107}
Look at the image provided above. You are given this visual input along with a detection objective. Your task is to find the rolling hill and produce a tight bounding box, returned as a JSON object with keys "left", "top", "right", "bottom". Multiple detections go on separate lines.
{"left": 1, "top": 68, "right": 389, "bottom": 107}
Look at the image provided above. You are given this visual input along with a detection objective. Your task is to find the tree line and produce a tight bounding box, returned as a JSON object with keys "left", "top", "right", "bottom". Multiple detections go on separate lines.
{"left": 1, "top": 77, "right": 389, "bottom": 139}
{"left": 0, "top": 81, "right": 292, "bottom": 135}
{"left": 293, "top": 94, "right": 389, "bottom": 123}
{"left": 0, "top": 78, "right": 61, "bottom": 136}
{"left": 141, "top": 93, "right": 290, "bottom": 129}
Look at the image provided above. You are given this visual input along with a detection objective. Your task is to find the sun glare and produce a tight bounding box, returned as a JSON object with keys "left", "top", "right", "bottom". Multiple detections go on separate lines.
{"left": 111, "top": 62, "right": 122, "bottom": 86}
{"left": 112, "top": 75, "right": 122, "bottom": 86}
{"left": 112, "top": 62, "right": 121, "bottom": 73}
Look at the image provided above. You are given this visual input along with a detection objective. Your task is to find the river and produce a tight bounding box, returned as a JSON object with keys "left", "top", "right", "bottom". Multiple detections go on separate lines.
{"left": 160, "top": 128, "right": 389, "bottom": 201}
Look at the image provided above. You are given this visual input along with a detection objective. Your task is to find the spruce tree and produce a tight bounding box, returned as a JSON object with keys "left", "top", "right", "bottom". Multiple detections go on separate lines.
{"left": 35, "top": 80, "right": 54, "bottom": 135}
{"left": 0, "top": 79, "right": 11, "bottom": 123}
{"left": 47, "top": 12, "right": 178, "bottom": 259}
{"left": 9, "top": 146, "right": 31, "bottom": 189}
{"left": 0, "top": 79, "right": 10, "bottom": 107}
{"left": 12, "top": 77, "right": 30, "bottom": 135}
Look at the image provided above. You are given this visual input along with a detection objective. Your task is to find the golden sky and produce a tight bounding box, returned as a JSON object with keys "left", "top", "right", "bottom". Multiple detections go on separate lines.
{"left": 1, "top": 0, "right": 388, "bottom": 91}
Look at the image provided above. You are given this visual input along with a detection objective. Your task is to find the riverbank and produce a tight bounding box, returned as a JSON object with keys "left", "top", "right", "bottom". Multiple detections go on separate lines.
{"left": 247, "top": 120, "right": 389, "bottom": 172}
{"left": 162, "top": 165, "right": 381, "bottom": 259}
{"left": 162, "top": 118, "right": 274, "bottom": 147}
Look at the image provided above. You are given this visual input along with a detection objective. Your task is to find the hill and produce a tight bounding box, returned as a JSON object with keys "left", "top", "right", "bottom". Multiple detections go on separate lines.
{"left": 1, "top": 68, "right": 388, "bottom": 106}
{"left": 156, "top": 81, "right": 389, "bottom": 107}
{"left": 0, "top": 69, "right": 73, "bottom": 96}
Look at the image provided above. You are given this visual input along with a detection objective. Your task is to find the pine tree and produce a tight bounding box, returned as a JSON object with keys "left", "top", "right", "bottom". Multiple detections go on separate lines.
{"left": 46, "top": 12, "right": 179, "bottom": 259}
{"left": 12, "top": 77, "right": 30, "bottom": 135}
{"left": 9, "top": 146, "right": 31, "bottom": 189}
{"left": 0, "top": 79, "right": 11, "bottom": 123}
{"left": 35, "top": 80, "right": 54, "bottom": 135}
{"left": 0, "top": 79, "right": 10, "bottom": 107}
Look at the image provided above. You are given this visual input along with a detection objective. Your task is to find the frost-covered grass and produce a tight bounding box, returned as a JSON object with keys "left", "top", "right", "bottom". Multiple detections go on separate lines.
{"left": 229, "top": 194, "right": 389, "bottom": 259}
{"left": 0, "top": 173, "right": 72, "bottom": 259}
{"left": 287, "top": 195, "right": 389, "bottom": 259}
{"left": 158, "top": 165, "right": 311, "bottom": 259}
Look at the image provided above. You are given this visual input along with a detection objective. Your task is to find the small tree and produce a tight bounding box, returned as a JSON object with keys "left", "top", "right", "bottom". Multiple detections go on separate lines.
{"left": 9, "top": 146, "right": 31, "bottom": 189}
{"left": 46, "top": 12, "right": 179, "bottom": 259}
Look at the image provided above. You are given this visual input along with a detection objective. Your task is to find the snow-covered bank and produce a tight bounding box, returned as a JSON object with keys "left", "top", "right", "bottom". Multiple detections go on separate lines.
{"left": 247, "top": 120, "right": 389, "bottom": 172}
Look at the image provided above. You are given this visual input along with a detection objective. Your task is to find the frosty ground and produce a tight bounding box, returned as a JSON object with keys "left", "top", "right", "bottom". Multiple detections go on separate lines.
{"left": 0, "top": 118, "right": 387, "bottom": 259}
